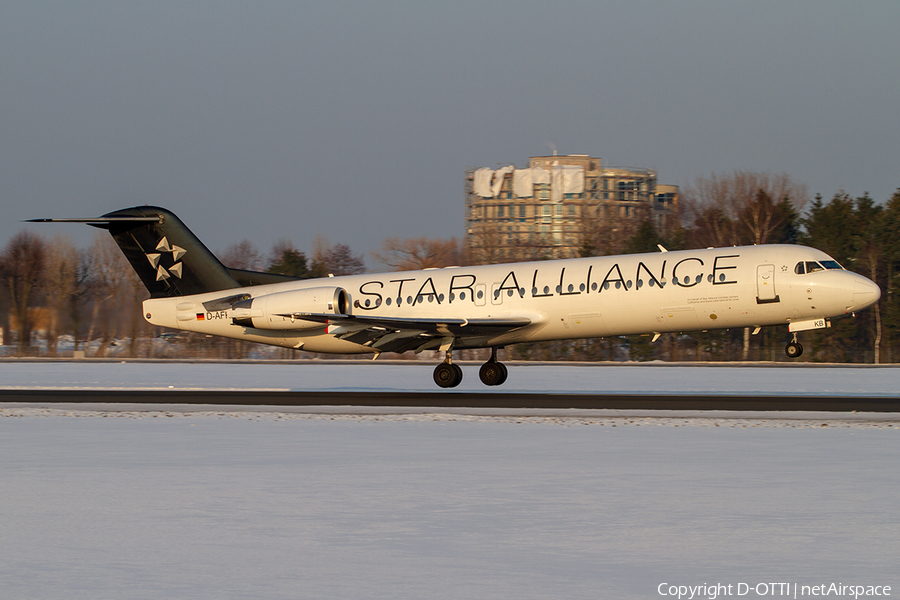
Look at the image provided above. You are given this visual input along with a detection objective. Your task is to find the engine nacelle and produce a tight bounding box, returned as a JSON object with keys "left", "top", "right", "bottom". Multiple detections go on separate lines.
{"left": 231, "top": 286, "right": 349, "bottom": 330}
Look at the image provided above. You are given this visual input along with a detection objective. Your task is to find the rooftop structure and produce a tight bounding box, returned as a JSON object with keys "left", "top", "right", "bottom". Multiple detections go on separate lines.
{"left": 465, "top": 154, "right": 679, "bottom": 263}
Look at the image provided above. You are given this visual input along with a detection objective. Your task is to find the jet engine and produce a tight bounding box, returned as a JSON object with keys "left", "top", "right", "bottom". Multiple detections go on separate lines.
{"left": 231, "top": 286, "right": 349, "bottom": 330}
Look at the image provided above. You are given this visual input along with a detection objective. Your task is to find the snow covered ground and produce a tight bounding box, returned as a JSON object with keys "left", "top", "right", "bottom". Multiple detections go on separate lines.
{"left": 1, "top": 362, "right": 899, "bottom": 599}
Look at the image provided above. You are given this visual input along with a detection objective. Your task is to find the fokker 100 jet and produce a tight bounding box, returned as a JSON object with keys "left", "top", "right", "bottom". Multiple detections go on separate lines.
{"left": 31, "top": 206, "right": 881, "bottom": 387}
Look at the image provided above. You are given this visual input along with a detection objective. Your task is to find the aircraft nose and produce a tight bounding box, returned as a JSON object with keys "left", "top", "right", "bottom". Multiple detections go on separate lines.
{"left": 852, "top": 277, "right": 881, "bottom": 311}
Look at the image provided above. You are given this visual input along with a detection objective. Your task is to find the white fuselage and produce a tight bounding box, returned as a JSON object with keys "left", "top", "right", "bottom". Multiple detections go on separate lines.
{"left": 143, "top": 244, "right": 880, "bottom": 354}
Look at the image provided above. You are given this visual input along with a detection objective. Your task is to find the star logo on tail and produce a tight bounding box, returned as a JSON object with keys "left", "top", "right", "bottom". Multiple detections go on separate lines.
{"left": 146, "top": 237, "right": 186, "bottom": 281}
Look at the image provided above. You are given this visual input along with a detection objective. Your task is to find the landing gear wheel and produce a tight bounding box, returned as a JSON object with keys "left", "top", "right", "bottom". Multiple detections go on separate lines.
{"left": 434, "top": 362, "right": 463, "bottom": 388}
{"left": 479, "top": 360, "right": 508, "bottom": 386}
{"left": 785, "top": 341, "right": 803, "bottom": 358}
{"left": 497, "top": 362, "right": 508, "bottom": 385}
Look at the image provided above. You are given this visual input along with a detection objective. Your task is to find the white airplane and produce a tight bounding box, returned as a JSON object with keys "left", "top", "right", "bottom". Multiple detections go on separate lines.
{"left": 31, "top": 206, "right": 881, "bottom": 387}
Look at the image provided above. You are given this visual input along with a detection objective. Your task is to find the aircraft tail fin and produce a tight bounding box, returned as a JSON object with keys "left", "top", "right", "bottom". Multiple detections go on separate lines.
{"left": 29, "top": 206, "right": 241, "bottom": 297}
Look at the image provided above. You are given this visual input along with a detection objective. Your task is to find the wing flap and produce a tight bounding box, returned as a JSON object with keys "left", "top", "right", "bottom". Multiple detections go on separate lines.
{"left": 294, "top": 312, "right": 539, "bottom": 353}
{"left": 296, "top": 313, "right": 533, "bottom": 335}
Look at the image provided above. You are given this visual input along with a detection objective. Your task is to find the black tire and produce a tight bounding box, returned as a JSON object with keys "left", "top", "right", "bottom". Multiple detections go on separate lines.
{"left": 497, "top": 362, "right": 508, "bottom": 385}
{"left": 434, "top": 362, "right": 462, "bottom": 388}
{"left": 785, "top": 342, "right": 803, "bottom": 358}
{"left": 479, "top": 361, "right": 505, "bottom": 386}
{"left": 451, "top": 363, "right": 463, "bottom": 385}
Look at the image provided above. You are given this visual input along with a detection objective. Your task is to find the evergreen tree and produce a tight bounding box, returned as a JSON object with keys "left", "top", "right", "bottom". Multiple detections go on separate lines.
{"left": 801, "top": 192, "right": 884, "bottom": 361}
{"left": 879, "top": 190, "right": 900, "bottom": 361}
{"left": 800, "top": 193, "right": 856, "bottom": 267}
{"left": 624, "top": 220, "right": 661, "bottom": 254}
{"left": 267, "top": 247, "right": 310, "bottom": 279}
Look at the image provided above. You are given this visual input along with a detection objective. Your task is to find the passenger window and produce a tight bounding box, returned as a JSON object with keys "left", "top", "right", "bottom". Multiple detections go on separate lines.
{"left": 805, "top": 261, "right": 825, "bottom": 273}
{"left": 794, "top": 262, "right": 805, "bottom": 274}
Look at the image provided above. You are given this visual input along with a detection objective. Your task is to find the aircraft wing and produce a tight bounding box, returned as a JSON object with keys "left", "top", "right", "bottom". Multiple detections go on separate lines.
{"left": 287, "top": 312, "right": 536, "bottom": 354}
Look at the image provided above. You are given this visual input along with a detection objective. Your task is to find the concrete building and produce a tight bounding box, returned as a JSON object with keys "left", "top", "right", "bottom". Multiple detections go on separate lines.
{"left": 465, "top": 154, "right": 679, "bottom": 263}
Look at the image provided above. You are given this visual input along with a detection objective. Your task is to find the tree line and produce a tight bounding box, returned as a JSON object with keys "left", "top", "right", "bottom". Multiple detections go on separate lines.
{"left": 552, "top": 171, "right": 897, "bottom": 363}
{"left": 0, "top": 233, "right": 369, "bottom": 357}
{"left": 2, "top": 171, "right": 897, "bottom": 362}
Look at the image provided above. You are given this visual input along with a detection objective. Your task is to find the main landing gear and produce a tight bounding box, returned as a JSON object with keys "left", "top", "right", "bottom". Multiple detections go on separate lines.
{"left": 432, "top": 347, "right": 509, "bottom": 388}
{"left": 785, "top": 333, "right": 803, "bottom": 358}
{"left": 433, "top": 349, "right": 463, "bottom": 388}
{"left": 478, "top": 347, "right": 508, "bottom": 386}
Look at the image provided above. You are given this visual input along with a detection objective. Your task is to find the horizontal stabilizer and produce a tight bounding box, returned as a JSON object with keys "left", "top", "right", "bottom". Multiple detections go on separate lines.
{"left": 25, "top": 216, "right": 162, "bottom": 226}
{"left": 227, "top": 268, "right": 302, "bottom": 287}
{"left": 29, "top": 206, "right": 239, "bottom": 297}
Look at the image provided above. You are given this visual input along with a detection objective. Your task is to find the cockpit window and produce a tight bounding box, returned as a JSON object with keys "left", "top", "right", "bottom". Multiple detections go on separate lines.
{"left": 805, "top": 261, "right": 825, "bottom": 273}
{"left": 795, "top": 260, "right": 843, "bottom": 275}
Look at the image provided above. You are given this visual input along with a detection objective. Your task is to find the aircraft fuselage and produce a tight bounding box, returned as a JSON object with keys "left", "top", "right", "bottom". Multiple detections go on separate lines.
{"left": 143, "top": 244, "right": 880, "bottom": 354}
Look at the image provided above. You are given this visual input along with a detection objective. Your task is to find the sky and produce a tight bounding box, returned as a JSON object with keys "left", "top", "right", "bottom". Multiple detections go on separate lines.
{"left": 3, "top": 1, "right": 899, "bottom": 267}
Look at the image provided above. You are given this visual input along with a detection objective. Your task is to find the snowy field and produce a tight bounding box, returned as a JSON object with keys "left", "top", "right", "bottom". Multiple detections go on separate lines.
{"left": 1, "top": 362, "right": 899, "bottom": 599}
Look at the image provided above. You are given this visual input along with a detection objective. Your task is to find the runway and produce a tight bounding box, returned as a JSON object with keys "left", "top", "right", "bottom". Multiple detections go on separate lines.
{"left": 2, "top": 388, "right": 900, "bottom": 412}
{"left": 1, "top": 359, "right": 898, "bottom": 413}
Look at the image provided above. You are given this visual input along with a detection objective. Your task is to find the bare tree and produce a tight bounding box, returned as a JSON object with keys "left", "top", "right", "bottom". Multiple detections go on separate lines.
{"left": 465, "top": 222, "right": 504, "bottom": 266}
{"left": 86, "top": 234, "right": 144, "bottom": 356}
{"left": 371, "top": 236, "right": 463, "bottom": 271}
{"left": 42, "top": 234, "right": 81, "bottom": 355}
{"left": 309, "top": 235, "right": 365, "bottom": 276}
{"left": 219, "top": 240, "right": 264, "bottom": 271}
{"left": 324, "top": 244, "right": 365, "bottom": 276}
{"left": 1, "top": 231, "right": 47, "bottom": 353}
{"left": 681, "top": 170, "right": 808, "bottom": 248}
{"left": 581, "top": 203, "right": 649, "bottom": 257}
{"left": 67, "top": 249, "right": 94, "bottom": 352}
{"left": 309, "top": 233, "right": 331, "bottom": 278}
{"left": 681, "top": 171, "right": 808, "bottom": 359}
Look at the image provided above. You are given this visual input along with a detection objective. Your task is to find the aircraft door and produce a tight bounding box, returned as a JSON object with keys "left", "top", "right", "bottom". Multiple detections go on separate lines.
{"left": 756, "top": 264, "right": 779, "bottom": 303}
